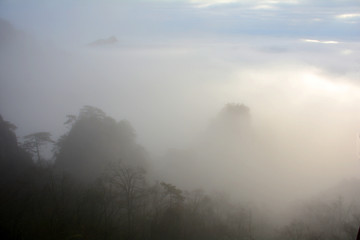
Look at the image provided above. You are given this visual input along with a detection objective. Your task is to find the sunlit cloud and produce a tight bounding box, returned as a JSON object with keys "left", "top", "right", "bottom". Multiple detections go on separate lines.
{"left": 190, "top": 0, "right": 237, "bottom": 8}
{"left": 336, "top": 13, "right": 360, "bottom": 19}
{"left": 302, "top": 39, "right": 339, "bottom": 44}
{"left": 262, "top": 0, "right": 298, "bottom": 4}
{"left": 252, "top": 4, "right": 277, "bottom": 10}
{"left": 301, "top": 72, "right": 349, "bottom": 94}
{"left": 311, "top": 18, "right": 323, "bottom": 22}
{"left": 340, "top": 49, "right": 353, "bottom": 55}
{"left": 190, "top": 0, "right": 298, "bottom": 8}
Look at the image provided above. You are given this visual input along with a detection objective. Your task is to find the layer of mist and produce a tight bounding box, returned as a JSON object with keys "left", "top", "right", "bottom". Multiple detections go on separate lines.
{"left": 1, "top": 1, "right": 360, "bottom": 238}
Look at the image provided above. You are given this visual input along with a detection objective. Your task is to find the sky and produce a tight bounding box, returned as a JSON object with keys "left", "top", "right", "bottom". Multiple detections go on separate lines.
{"left": 0, "top": 0, "right": 359, "bottom": 44}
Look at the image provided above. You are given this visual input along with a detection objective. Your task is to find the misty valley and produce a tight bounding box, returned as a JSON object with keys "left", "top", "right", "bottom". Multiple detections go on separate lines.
{"left": 1, "top": 1, "right": 360, "bottom": 239}
{"left": 1, "top": 104, "right": 360, "bottom": 240}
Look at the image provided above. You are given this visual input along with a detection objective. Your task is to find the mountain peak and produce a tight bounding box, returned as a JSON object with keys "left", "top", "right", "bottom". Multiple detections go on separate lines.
{"left": 88, "top": 36, "right": 118, "bottom": 46}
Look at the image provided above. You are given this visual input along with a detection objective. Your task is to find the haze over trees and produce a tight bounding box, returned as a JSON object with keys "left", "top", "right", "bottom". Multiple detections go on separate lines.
{"left": 1, "top": 0, "right": 360, "bottom": 238}
{"left": 54, "top": 106, "right": 147, "bottom": 182}
{"left": 22, "top": 132, "right": 54, "bottom": 162}
{"left": 1, "top": 105, "right": 360, "bottom": 240}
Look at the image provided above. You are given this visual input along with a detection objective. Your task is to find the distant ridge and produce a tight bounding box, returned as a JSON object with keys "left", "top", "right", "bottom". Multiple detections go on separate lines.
{"left": 88, "top": 36, "right": 118, "bottom": 46}
{"left": 0, "top": 18, "right": 18, "bottom": 46}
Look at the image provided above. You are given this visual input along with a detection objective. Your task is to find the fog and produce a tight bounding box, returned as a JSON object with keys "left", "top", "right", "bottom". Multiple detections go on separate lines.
{"left": 1, "top": 0, "right": 360, "bottom": 238}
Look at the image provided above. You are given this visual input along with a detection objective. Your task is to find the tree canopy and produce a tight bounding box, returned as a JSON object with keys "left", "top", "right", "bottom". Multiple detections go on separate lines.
{"left": 54, "top": 106, "right": 147, "bottom": 182}
{"left": 0, "top": 115, "right": 33, "bottom": 181}
{"left": 23, "top": 131, "right": 54, "bottom": 162}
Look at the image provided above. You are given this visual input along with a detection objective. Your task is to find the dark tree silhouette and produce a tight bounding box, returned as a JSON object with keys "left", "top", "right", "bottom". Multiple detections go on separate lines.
{"left": 23, "top": 132, "right": 54, "bottom": 162}
{"left": 0, "top": 115, "right": 32, "bottom": 177}
{"left": 2, "top": 107, "right": 360, "bottom": 240}
{"left": 105, "top": 162, "right": 146, "bottom": 240}
{"left": 55, "top": 106, "right": 147, "bottom": 182}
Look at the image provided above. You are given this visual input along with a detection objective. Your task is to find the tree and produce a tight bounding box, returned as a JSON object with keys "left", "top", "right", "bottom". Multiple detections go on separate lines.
{"left": 160, "top": 182, "right": 184, "bottom": 209}
{"left": 23, "top": 132, "right": 54, "bottom": 162}
{"left": 54, "top": 106, "right": 147, "bottom": 182}
{"left": 150, "top": 182, "right": 184, "bottom": 240}
{"left": 0, "top": 115, "right": 32, "bottom": 178}
{"left": 214, "top": 103, "right": 251, "bottom": 136}
{"left": 105, "top": 162, "right": 146, "bottom": 240}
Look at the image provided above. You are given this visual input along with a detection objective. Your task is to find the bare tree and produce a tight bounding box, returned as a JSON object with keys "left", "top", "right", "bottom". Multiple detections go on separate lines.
{"left": 106, "top": 162, "right": 146, "bottom": 240}
{"left": 22, "top": 132, "right": 54, "bottom": 162}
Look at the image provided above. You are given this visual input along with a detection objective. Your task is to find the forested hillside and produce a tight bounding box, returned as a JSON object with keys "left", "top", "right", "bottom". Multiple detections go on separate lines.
{"left": 1, "top": 106, "right": 359, "bottom": 240}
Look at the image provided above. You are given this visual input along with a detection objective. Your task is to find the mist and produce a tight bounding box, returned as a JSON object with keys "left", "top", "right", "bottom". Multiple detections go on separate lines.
{"left": 1, "top": 0, "right": 360, "bottom": 239}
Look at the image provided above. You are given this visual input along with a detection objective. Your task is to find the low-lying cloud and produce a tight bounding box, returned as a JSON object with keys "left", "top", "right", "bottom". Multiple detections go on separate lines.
{"left": 0, "top": 0, "right": 359, "bottom": 225}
